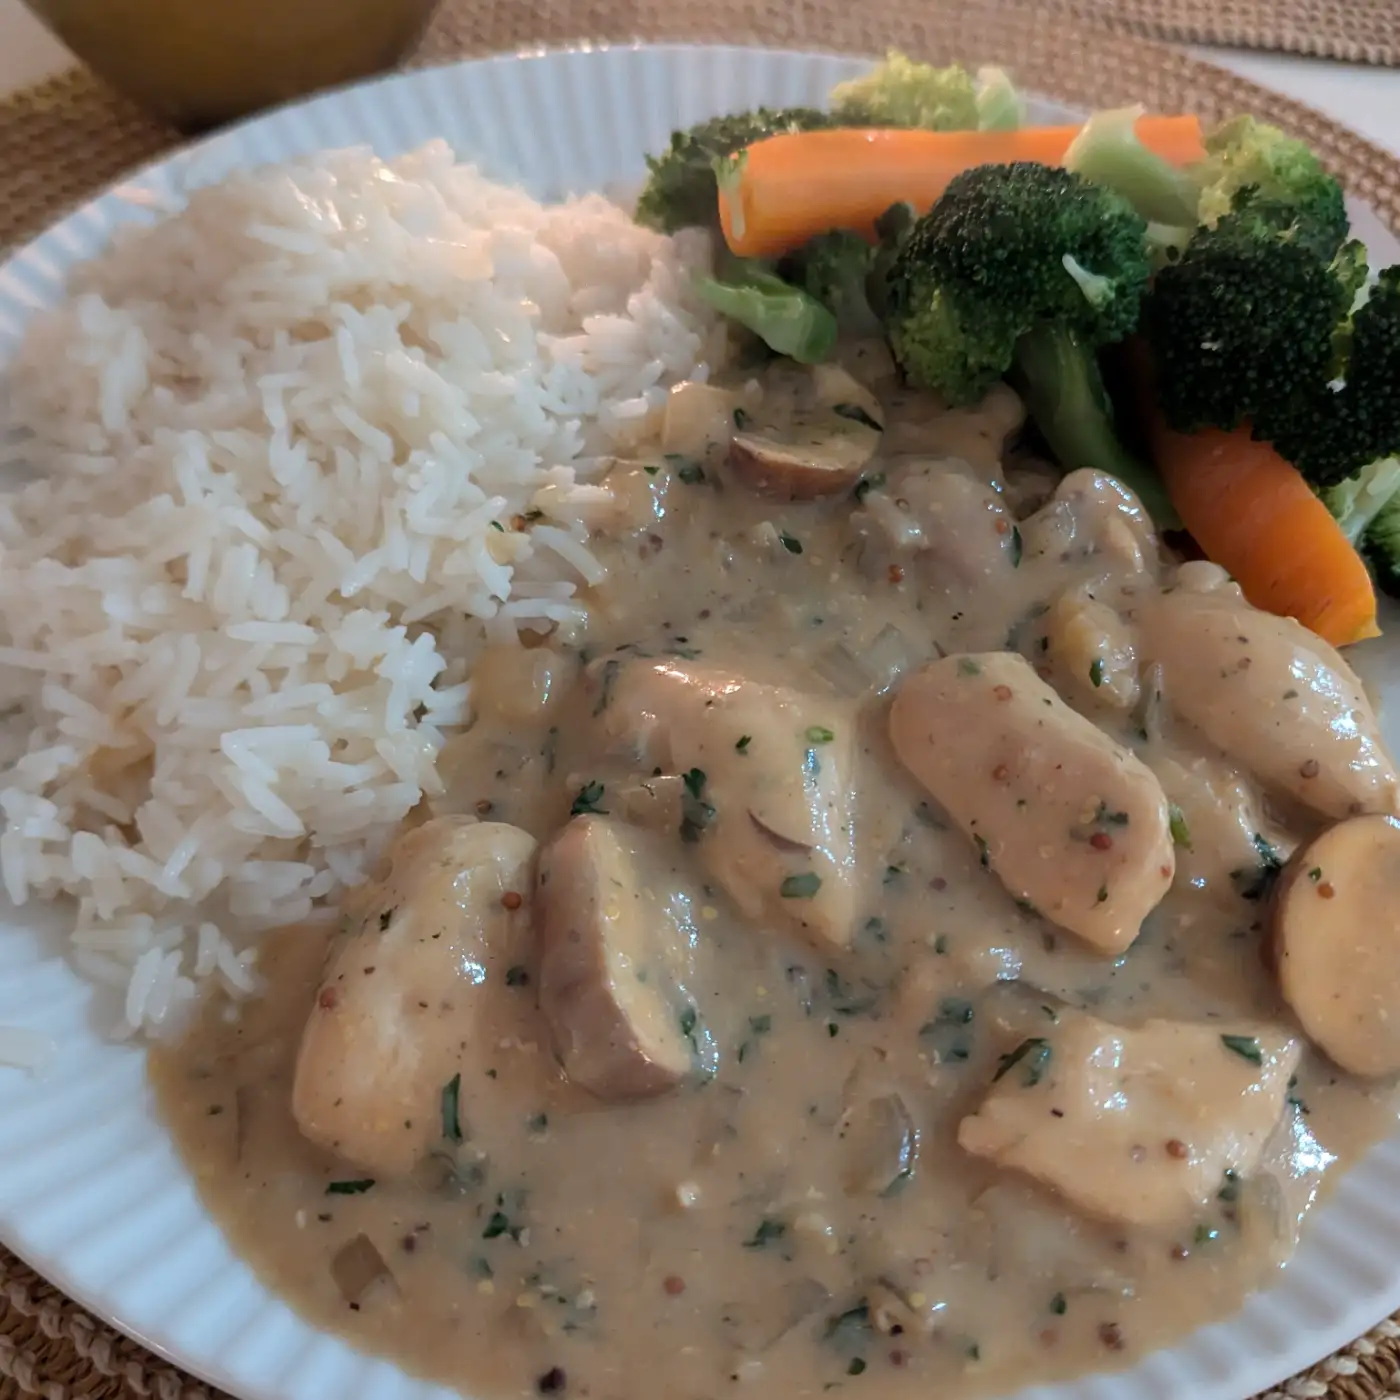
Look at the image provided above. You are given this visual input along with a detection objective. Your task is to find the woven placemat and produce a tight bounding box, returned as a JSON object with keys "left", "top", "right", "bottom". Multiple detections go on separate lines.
{"left": 4, "top": 1, "right": 1400, "bottom": 1397}
{"left": 1027, "top": 0, "right": 1400, "bottom": 66}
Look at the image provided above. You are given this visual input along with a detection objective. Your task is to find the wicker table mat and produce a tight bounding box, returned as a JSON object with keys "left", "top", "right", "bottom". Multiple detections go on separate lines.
{"left": 4, "top": 0, "right": 1400, "bottom": 1397}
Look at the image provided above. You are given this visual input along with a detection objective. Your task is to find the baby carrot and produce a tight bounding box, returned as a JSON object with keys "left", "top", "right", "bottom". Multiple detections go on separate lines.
{"left": 1144, "top": 412, "right": 1379, "bottom": 648}
{"left": 717, "top": 116, "right": 1204, "bottom": 259}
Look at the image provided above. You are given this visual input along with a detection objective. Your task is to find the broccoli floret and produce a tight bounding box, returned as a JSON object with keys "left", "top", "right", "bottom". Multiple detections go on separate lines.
{"left": 883, "top": 163, "right": 1173, "bottom": 522}
{"left": 696, "top": 268, "right": 837, "bottom": 364}
{"left": 1324, "top": 456, "right": 1400, "bottom": 546}
{"left": 782, "top": 230, "right": 879, "bottom": 334}
{"left": 1363, "top": 489, "right": 1400, "bottom": 598}
{"left": 1142, "top": 198, "right": 1363, "bottom": 438}
{"left": 886, "top": 164, "right": 1150, "bottom": 403}
{"left": 635, "top": 108, "right": 831, "bottom": 233}
{"left": 1195, "top": 115, "right": 1347, "bottom": 244}
{"left": 1063, "top": 106, "right": 1201, "bottom": 228}
{"left": 830, "top": 52, "right": 980, "bottom": 131}
{"left": 974, "top": 66, "right": 1025, "bottom": 132}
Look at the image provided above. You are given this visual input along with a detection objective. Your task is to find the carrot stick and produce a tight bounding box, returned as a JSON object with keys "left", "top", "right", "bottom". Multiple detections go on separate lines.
{"left": 1143, "top": 410, "right": 1379, "bottom": 648}
{"left": 718, "top": 116, "right": 1205, "bottom": 259}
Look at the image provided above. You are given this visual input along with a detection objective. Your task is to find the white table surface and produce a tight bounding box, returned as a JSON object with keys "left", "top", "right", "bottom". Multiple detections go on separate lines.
{"left": 0, "top": 0, "right": 1397, "bottom": 155}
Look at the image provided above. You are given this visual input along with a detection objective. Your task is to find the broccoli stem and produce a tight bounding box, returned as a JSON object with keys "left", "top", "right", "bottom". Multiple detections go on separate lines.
{"left": 1010, "top": 323, "right": 1181, "bottom": 529}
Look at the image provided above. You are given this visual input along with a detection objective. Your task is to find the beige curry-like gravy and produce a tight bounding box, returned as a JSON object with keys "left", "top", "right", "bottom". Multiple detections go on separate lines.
{"left": 152, "top": 345, "right": 1400, "bottom": 1400}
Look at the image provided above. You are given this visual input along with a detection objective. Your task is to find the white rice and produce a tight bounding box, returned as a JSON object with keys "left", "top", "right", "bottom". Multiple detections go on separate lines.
{"left": 0, "top": 140, "right": 720, "bottom": 1048}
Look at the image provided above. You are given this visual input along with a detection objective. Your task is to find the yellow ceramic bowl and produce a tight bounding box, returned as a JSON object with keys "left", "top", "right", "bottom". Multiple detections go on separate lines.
{"left": 22, "top": 0, "right": 442, "bottom": 131}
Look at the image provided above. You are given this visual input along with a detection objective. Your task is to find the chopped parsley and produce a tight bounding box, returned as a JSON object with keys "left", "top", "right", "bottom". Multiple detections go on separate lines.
{"left": 679, "top": 767, "right": 715, "bottom": 843}
{"left": 1010, "top": 525, "right": 1023, "bottom": 568}
{"left": 743, "top": 1217, "right": 787, "bottom": 1249}
{"left": 677, "top": 462, "right": 706, "bottom": 485}
{"left": 441, "top": 1073, "right": 463, "bottom": 1144}
{"left": 974, "top": 834, "right": 990, "bottom": 869}
{"left": 570, "top": 781, "right": 607, "bottom": 816}
{"left": 733, "top": 406, "right": 750, "bottom": 429}
{"left": 847, "top": 1357, "right": 868, "bottom": 1376}
{"left": 832, "top": 402, "right": 882, "bottom": 431}
{"left": 781, "top": 872, "right": 822, "bottom": 899}
{"left": 805, "top": 725, "right": 836, "bottom": 744}
{"left": 1218, "top": 1168, "right": 1241, "bottom": 1204}
{"left": 1050, "top": 1292, "right": 1067, "bottom": 1315}
{"left": 505, "top": 964, "right": 530, "bottom": 988}
{"left": 994, "top": 1037, "right": 1051, "bottom": 1086}
{"left": 736, "top": 734, "right": 752, "bottom": 753}
{"left": 957, "top": 657, "right": 982, "bottom": 676}
{"left": 592, "top": 657, "right": 620, "bottom": 715}
{"left": 326, "top": 1179, "right": 375, "bottom": 1195}
{"left": 779, "top": 531, "right": 803, "bottom": 555}
{"left": 1089, "top": 657, "right": 1106, "bottom": 688}
{"left": 1168, "top": 804, "right": 1192, "bottom": 849}
{"left": 1220, "top": 1034, "right": 1263, "bottom": 1065}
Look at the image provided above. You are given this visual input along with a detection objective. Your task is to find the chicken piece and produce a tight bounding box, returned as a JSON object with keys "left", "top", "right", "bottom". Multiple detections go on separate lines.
{"left": 535, "top": 815, "right": 711, "bottom": 1099}
{"left": 853, "top": 456, "right": 1017, "bottom": 587}
{"left": 596, "top": 659, "right": 861, "bottom": 952}
{"left": 292, "top": 818, "right": 538, "bottom": 1178}
{"left": 957, "top": 1009, "right": 1301, "bottom": 1230}
{"left": 889, "top": 653, "right": 1174, "bottom": 955}
{"left": 1020, "top": 468, "right": 1159, "bottom": 579}
{"left": 727, "top": 362, "right": 882, "bottom": 499}
{"left": 1042, "top": 590, "right": 1140, "bottom": 713}
{"left": 1268, "top": 815, "right": 1400, "bottom": 1076}
{"left": 1146, "top": 750, "right": 1288, "bottom": 904}
{"left": 1137, "top": 587, "right": 1400, "bottom": 819}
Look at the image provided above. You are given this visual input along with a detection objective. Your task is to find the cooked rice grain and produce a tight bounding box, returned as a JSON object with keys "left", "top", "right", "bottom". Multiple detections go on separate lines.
{"left": 0, "top": 141, "right": 719, "bottom": 1038}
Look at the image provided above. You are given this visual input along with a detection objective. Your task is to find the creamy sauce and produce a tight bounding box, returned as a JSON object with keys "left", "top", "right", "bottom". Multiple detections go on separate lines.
{"left": 151, "top": 346, "right": 1400, "bottom": 1400}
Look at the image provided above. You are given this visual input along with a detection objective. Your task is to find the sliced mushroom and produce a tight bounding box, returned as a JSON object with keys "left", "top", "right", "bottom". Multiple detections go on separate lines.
{"left": 727, "top": 363, "right": 882, "bottom": 500}
{"left": 535, "top": 815, "right": 704, "bottom": 1100}
{"left": 1268, "top": 814, "right": 1400, "bottom": 1076}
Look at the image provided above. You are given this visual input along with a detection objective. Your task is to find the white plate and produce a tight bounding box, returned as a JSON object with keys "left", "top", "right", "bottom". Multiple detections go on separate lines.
{"left": 2, "top": 41, "right": 1400, "bottom": 1400}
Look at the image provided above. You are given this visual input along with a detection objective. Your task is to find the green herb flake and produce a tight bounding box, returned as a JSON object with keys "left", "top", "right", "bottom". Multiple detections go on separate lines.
{"left": 679, "top": 1005, "right": 698, "bottom": 1039}
{"left": 505, "top": 964, "right": 530, "bottom": 988}
{"left": 677, "top": 462, "right": 706, "bottom": 485}
{"left": 805, "top": 725, "right": 836, "bottom": 744}
{"left": 644, "top": 463, "right": 659, "bottom": 475}
{"left": 827, "top": 1021, "right": 840, "bottom": 1037}
{"left": 749, "top": 1014, "right": 773, "bottom": 1035}
{"left": 1050, "top": 1292, "right": 1067, "bottom": 1316}
{"left": 1010, "top": 526, "right": 1023, "bottom": 568}
{"left": 441, "top": 1073, "right": 463, "bottom": 1144}
{"left": 1095, "top": 883, "right": 1109, "bottom": 904}
{"left": 974, "top": 834, "right": 990, "bottom": 869}
{"left": 1218, "top": 1168, "right": 1240, "bottom": 1204}
{"left": 1220, "top": 1034, "right": 1263, "bottom": 1065}
{"left": 781, "top": 872, "right": 822, "bottom": 899}
{"left": 847, "top": 1358, "right": 868, "bottom": 1376}
{"left": 733, "top": 406, "right": 751, "bottom": 430}
{"left": 736, "top": 734, "right": 752, "bottom": 753}
{"left": 472, "top": 1256, "right": 494, "bottom": 1278}
{"left": 482, "top": 1210, "right": 512, "bottom": 1240}
{"left": 743, "top": 1217, "right": 787, "bottom": 1249}
{"left": 994, "top": 1037, "right": 1051, "bottom": 1086}
{"left": 527, "top": 1112, "right": 549, "bottom": 1136}
{"left": 779, "top": 531, "right": 804, "bottom": 555}
{"left": 1168, "top": 804, "right": 1192, "bottom": 849}
{"left": 1308, "top": 866, "right": 1323, "bottom": 882}
{"left": 933, "top": 934, "right": 949, "bottom": 955}
{"left": 679, "top": 767, "right": 716, "bottom": 844}
{"left": 489, "top": 521, "right": 505, "bottom": 533}
{"left": 832, "top": 402, "right": 883, "bottom": 431}
{"left": 1194, "top": 1223, "right": 1220, "bottom": 1246}
{"left": 326, "top": 1178, "right": 375, "bottom": 1196}
{"left": 957, "top": 657, "right": 982, "bottom": 676}
{"left": 570, "top": 780, "right": 607, "bottom": 816}
{"left": 1089, "top": 657, "right": 1106, "bottom": 688}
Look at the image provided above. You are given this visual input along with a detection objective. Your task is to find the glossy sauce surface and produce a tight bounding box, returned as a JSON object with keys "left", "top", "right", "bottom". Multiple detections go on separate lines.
{"left": 151, "top": 348, "right": 1400, "bottom": 1400}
